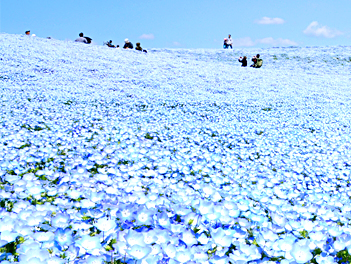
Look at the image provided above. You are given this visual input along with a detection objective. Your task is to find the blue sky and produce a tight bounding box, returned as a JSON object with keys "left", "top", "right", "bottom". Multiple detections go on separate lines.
{"left": 1, "top": 0, "right": 350, "bottom": 49}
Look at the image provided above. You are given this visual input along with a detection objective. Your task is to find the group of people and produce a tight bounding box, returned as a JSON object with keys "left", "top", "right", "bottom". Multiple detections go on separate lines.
{"left": 238, "top": 54, "right": 263, "bottom": 68}
{"left": 25, "top": 30, "right": 262, "bottom": 66}
{"left": 222, "top": 33, "right": 263, "bottom": 68}
{"left": 75, "top": 32, "right": 147, "bottom": 53}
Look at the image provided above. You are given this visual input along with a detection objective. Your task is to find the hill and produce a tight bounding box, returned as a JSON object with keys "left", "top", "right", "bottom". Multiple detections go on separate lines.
{"left": 1, "top": 33, "right": 351, "bottom": 263}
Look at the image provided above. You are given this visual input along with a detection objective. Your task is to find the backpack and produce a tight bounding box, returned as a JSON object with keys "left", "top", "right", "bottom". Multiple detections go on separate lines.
{"left": 85, "top": 37, "right": 92, "bottom": 44}
{"left": 256, "top": 58, "right": 263, "bottom": 68}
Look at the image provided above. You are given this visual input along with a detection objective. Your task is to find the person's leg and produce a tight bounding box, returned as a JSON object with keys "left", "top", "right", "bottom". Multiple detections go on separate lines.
{"left": 229, "top": 44, "right": 232, "bottom": 49}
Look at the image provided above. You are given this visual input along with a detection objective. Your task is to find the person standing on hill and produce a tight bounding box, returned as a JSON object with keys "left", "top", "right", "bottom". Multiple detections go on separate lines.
{"left": 227, "top": 34, "right": 233, "bottom": 49}
{"left": 223, "top": 34, "right": 233, "bottom": 49}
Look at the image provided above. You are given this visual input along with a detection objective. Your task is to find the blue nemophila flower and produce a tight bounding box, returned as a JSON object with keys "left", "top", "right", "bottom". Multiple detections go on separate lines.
{"left": 143, "top": 230, "right": 157, "bottom": 244}
{"left": 94, "top": 217, "right": 116, "bottom": 232}
{"left": 333, "top": 234, "right": 351, "bottom": 251}
{"left": 32, "top": 231, "right": 55, "bottom": 243}
{"left": 271, "top": 212, "right": 287, "bottom": 227}
{"left": 277, "top": 234, "right": 296, "bottom": 252}
{"left": 163, "top": 243, "right": 177, "bottom": 258}
{"left": 118, "top": 204, "right": 135, "bottom": 221}
{"left": 135, "top": 207, "right": 154, "bottom": 225}
{"left": 51, "top": 213, "right": 70, "bottom": 228}
{"left": 260, "top": 228, "right": 279, "bottom": 242}
{"left": 115, "top": 240, "right": 128, "bottom": 255}
{"left": 143, "top": 254, "right": 162, "bottom": 264}
{"left": 210, "top": 256, "right": 229, "bottom": 264}
{"left": 157, "top": 212, "right": 171, "bottom": 228}
{"left": 0, "top": 216, "right": 15, "bottom": 232}
{"left": 192, "top": 247, "right": 208, "bottom": 262}
{"left": 198, "top": 200, "right": 214, "bottom": 215}
{"left": 0, "top": 239, "right": 8, "bottom": 247}
{"left": 327, "top": 224, "right": 342, "bottom": 237}
{"left": 211, "top": 227, "right": 232, "bottom": 247}
{"left": 198, "top": 232, "right": 210, "bottom": 245}
{"left": 181, "top": 230, "right": 197, "bottom": 247}
{"left": 76, "top": 235, "right": 102, "bottom": 255}
{"left": 0, "top": 231, "right": 18, "bottom": 243}
{"left": 86, "top": 255, "right": 107, "bottom": 264}
{"left": 90, "top": 191, "right": 106, "bottom": 203}
{"left": 228, "top": 249, "right": 251, "bottom": 263}
{"left": 238, "top": 244, "right": 261, "bottom": 261}
{"left": 18, "top": 248, "right": 51, "bottom": 263}
{"left": 65, "top": 245, "right": 80, "bottom": 262}
{"left": 54, "top": 228, "right": 74, "bottom": 248}
{"left": 66, "top": 188, "right": 83, "bottom": 199}
{"left": 174, "top": 249, "right": 192, "bottom": 263}
{"left": 126, "top": 244, "right": 152, "bottom": 260}
{"left": 290, "top": 239, "right": 313, "bottom": 263}
{"left": 154, "top": 229, "right": 171, "bottom": 244}
{"left": 125, "top": 229, "right": 146, "bottom": 246}
{"left": 46, "top": 256, "right": 66, "bottom": 264}
{"left": 315, "top": 253, "right": 335, "bottom": 264}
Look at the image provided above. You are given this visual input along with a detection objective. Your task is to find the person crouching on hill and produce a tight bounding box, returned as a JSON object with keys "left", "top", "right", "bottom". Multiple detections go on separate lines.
{"left": 135, "top": 42, "right": 147, "bottom": 53}
{"left": 238, "top": 56, "right": 247, "bottom": 67}
{"left": 223, "top": 38, "right": 229, "bottom": 49}
{"left": 250, "top": 54, "right": 263, "bottom": 68}
{"left": 123, "top": 39, "right": 133, "bottom": 49}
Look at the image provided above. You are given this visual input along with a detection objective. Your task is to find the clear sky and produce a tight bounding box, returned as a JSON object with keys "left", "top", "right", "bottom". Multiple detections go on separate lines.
{"left": 1, "top": 0, "right": 350, "bottom": 49}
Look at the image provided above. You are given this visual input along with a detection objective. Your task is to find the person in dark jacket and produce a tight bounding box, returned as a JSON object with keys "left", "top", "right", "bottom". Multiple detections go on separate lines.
{"left": 238, "top": 56, "right": 247, "bottom": 67}
{"left": 123, "top": 39, "right": 133, "bottom": 49}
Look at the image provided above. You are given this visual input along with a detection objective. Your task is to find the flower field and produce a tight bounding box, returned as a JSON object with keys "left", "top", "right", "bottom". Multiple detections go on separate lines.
{"left": 1, "top": 33, "right": 351, "bottom": 263}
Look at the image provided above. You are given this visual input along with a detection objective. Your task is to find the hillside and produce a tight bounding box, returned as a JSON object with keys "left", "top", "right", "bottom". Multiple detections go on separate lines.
{"left": 1, "top": 33, "right": 351, "bottom": 263}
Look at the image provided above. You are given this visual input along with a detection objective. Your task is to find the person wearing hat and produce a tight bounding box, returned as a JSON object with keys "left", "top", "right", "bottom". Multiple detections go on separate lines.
{"left": 123, "top": 39, "right": 133, "bottom": 49}
{"left": 25, "top": 30, "right": 31, "bottom": 35}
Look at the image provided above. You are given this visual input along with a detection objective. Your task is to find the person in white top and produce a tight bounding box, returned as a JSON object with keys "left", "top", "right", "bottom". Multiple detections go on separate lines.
{"left": 75, "top": 32, "right": 92, "bottom": 44}
{"left": 75, "top": 32, "right": 87, "bottom": 43}
{"left": 226, "top": 34, "right": 233, "bottom": 49}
